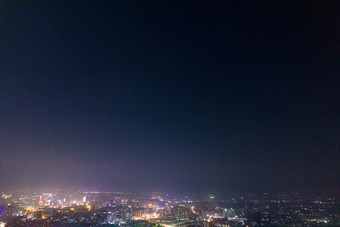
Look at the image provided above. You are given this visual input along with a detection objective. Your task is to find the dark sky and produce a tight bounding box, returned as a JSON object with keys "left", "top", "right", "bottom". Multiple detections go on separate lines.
{"left": 1, "top": 1, "right": 339, "bottom": 193}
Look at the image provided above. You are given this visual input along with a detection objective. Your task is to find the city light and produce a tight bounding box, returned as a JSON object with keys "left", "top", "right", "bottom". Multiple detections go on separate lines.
{"left": 0, "top": 191, "right": 338, "bottom": 226}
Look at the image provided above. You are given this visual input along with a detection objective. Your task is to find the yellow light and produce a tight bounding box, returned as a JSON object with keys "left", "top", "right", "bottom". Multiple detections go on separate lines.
{"left": 70, "top": 208, "right": 75, "bottom": 211}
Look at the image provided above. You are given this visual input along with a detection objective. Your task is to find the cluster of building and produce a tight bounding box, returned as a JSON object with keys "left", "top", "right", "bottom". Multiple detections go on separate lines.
{"left": 0, "top": 190, "right": 338, "bottom": 226}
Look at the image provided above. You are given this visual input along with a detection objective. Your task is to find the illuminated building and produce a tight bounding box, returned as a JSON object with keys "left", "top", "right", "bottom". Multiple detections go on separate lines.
{"left": 223, "top": 208, "right": 235, "bottom": 218}
{"left": 170, "top": 206, "right": 191, "bottom": 220}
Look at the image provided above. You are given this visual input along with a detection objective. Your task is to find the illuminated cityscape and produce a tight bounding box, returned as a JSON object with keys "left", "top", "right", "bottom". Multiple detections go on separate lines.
{"left": 1, "top": 1, "right": 339, "bottom": 226}
{"left": 0, "top": 191, "right": 339, "bottom": 226}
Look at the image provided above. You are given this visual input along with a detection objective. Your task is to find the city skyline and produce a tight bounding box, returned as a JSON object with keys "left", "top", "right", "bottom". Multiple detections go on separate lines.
{"left": 0, "top": 190, "right": 339, "bottom": 226}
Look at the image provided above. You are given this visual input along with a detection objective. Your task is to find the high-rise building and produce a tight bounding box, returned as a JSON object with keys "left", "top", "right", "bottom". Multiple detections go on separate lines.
{"left": 171, "top": 206, "right": 191, "bottom": 220}
{"left": 223, "top": 208, "right": 235, "bottom": 219}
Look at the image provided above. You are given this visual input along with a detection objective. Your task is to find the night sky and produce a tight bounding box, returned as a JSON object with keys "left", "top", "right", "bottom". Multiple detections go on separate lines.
{"left": 1, "top": 1, "right": 339, "bottom": 193}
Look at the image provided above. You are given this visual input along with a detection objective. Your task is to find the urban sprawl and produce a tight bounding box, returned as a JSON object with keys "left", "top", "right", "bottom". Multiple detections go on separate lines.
{"left": 0, "top": 191, "right": 339, "bottom": 226}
